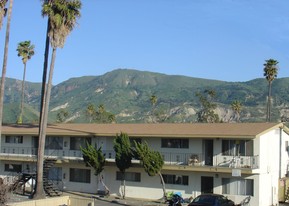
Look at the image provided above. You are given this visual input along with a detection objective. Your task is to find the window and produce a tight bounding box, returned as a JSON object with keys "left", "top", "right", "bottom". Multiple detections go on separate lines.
{"left": 162, "top": 174, "right": 189, "bottom": 185}
{"left": 70, "top": 137, "right": 91, "bottom": 150}
{"left": 116, "top": 171, "right": 141, "bottom": 182}
{"left": 222, "top": 140, "right": 253, "bottom": 156}
{"left": 5, "top": 136, "right": 23, "bottom": 144}
{"left": 222, "top": 178, "right": 253, "bottom": 196}
{"left": 69, "top": 168, "right": 90, "bottom": 183}
{"left": 48, "top": 167, "right": 62, "bottom": 181}
{"left": 5, "top": 164, "right": 22, "bottom": 173}
{"left": 161, "top": 139, "right": 189, "bottom": 148}
{"left": 45, "top": 136, "right": 63, "bottom": 150}
{"left": 130, "top": 138, "right": 142, "bottom": 147}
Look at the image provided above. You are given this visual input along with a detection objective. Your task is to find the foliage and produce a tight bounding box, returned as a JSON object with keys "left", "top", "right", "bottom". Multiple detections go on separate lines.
{"left": 81, "top": 142, "right": 105, "bottom": 176}
{"left": 134, "top": 141, "right": 166, "bottom": 199}
{"left": 231, "top": 100, "right": 242, "bottom": 122}
{"left": 85, "top": 103, "right": 115, "bottom": 123}
{"left": 113, "top": 132, "right": 132, "bottom": 173}
{"left": 16, "top": 41, "right": 35, "bottom": 64}
{"left": 56, "top": 109, "right": 69, "bottom": 123}
{"left": 42, "top": 0, "right": 81, "bottom": 49}
{"left": 196, "top": 89, "right": 220, "bottom": 123}
{"left": 149, "top": 95, "right": 158, "bottom": 122}
{"left": 263, "top": 59, "right": 279, "bottom": 83}
{"left": 134, "top": 141, "right": 164, "bottom": 176}
{"left": 113, "top": 132, "right": 133, "bottom": 199}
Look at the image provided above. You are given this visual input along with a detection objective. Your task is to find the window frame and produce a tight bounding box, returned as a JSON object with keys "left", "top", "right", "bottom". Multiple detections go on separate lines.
{"left": 70, "top": 137, "right": 91, "bottom": 150}
{"left": 161, "top": 138, "right": 189, "bottom": 149}
{"left": 222, "top": 178, "right": 254, "bottom": 196}
{"left": 116, "top": 171, "right": 141, "bottom": 182}
{"left": 162, "top": 174, "right": 189, "bottom": 185}
{"left": 5, "top": 136, "right": 23, "bottom": 144}
{"left": 4, "top": 164, "right": 22, "bottom": 173}
{"left": 69, "top": 168, "right": 91, "bottom": 183}
{"left": 222, "top": 140, "right": 253, "bottom": 156}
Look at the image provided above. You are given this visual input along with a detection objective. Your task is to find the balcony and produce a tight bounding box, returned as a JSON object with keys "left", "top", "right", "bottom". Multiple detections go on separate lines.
{"left": 0, "top": 146, "right": 259, "bottom": 171}
{"left": 159, "top": 152, "right": 259, "bottom": 173}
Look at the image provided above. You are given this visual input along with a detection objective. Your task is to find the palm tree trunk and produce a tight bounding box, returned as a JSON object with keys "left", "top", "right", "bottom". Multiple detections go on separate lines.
{"left": 266, "top": 82, "right": 272, "bottom": 122}
{"left": 268, "top": 82, "right": 272, "bottom": 122}
{"left": 35, "top": 47, "right": 57, "bottom": 199}
{"left": 0, "top": 0, "right": 13, "bottom": 136}
{"left": 39, "top": 18, "right": 50, "bottom": 124}
{"left": 19, "top": 63, "right": 27, "bottom": 123}
{"left": 33, "top": 17, "right": 50, "bottom": 199}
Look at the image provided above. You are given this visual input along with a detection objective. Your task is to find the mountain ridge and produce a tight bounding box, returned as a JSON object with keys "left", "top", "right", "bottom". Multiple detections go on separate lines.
{"left": 2, "top": 68, "right": 289, "bottom": 123}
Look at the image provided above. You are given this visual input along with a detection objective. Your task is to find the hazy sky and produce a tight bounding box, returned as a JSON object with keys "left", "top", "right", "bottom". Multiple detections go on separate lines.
{"left": 0, "top": 0, "right": 288, "bottom": 84}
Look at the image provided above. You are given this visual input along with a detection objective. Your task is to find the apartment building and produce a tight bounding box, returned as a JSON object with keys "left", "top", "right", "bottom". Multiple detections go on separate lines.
{"left": 0, "top": 123, "right": 288, "bottom": 205}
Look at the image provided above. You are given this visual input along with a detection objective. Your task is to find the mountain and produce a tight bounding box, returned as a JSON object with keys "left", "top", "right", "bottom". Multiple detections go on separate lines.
{"left": 3, "top": 69, "right": 289, "bottom": 123}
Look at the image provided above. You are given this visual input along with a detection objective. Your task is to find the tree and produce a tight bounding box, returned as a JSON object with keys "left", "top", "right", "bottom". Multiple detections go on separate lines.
{"left": 16, "top": 40, "right": 35, "bottom": 124}
{"left": 85, "top": 103, "right": 115, "bottom": 123}
{"left": 35, "top": 0, "right": 81, "bottom": 199}
{"left": 56, "top": 109, "right": 68, "bottom": 123}
{"left": 81, "top": 142, "right": 109, "bottom": 194}
{"left": 94, "top": 104, "right": 115, "bottom": 123}
{"left": 195, "top": 89, "right": 219, "bottom": 123}
{"left": 149, "top": 95, "right": 157, "bottom": 123}
{"left": 231, "top": 100, "right": 242, "bottom": 122}
{"left": 113, "top": 132, "right": 132, "bottom": 199}
{"left": 85, "top": 103, "right": 96, "bottom": 123}
{"left": 134, "top": 141, "right": 166, "bottom": 200}
{"left": 0, "top": 0, "right": 13, "bottom": 146}
{"left": 263, "top": 59, "right": 279, "bottom": 122}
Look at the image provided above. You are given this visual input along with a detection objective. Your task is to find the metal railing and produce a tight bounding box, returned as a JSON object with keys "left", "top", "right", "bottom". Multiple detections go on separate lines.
{"left": 0, "top": 146, "right": 259, "bottom": 169}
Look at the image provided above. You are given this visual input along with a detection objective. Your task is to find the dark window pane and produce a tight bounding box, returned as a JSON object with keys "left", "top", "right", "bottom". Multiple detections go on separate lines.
{"left": 69, "top": 168, "right": 90, "bottom": 183}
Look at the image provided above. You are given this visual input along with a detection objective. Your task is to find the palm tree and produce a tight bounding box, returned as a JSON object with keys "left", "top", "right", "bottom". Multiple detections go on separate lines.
{"left": 35, "top": 0, "right": 81, "bottom": 199}
{"left": 231, "top": 100, "right": 242, "bottom": 122}
{"left": 16, "top": 41, "right": 35, "bottom": 124}
{"left": 0, "top": 0, "right": 7, "bottom": 30}
{"left": 85, "top": 103, "right": 96, "bottom": 123}
{"left": 0, "top": 0, "right": 13, "bottom": 141}
{"left": 150, "top": 95, "right": 157, "bottom": 123}
{"left": 263, "top": 59, "right": 279, "bottom": 122}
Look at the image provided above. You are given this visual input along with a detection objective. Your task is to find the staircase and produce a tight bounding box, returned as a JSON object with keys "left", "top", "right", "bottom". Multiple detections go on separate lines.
{"left": 43, "top": 158, "right": 62, "bottom": 197}
{"left": 11, "top": 173, "right": 36, "bottom": 195}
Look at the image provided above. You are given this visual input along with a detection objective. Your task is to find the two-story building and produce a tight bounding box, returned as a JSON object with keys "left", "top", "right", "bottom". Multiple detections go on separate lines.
{"left": 0, "top": 123, "right": 288, "bottom": 205}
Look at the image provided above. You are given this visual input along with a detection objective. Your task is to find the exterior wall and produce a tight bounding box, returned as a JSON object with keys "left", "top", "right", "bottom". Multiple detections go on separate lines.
{"left": 214, "top": 173, "right": 259, "bottom": 206}
{"left": 61, "top": 162, "right": 98, "bottom": 194}
{"left": 257, "top": 128, "right": 283, "bottom": 205}
{"left": 281, "top": 130, "right": 289, "bottom": 177}
{"left": 0, "top": 125, "right": 288, "bottom": 206}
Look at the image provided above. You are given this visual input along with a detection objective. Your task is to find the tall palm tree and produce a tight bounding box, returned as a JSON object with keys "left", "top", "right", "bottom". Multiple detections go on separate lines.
{"left": 231, "top": 100, "right": 242, "bottom": 122}
{"left": 263, "top": 59, "right": 279, "bottom": 122}
{"left": 16, "top": 40, "right": 35, "bottom": 124}
{"left": 150, "top": 95, "right": 157, "bottom": 123}
{"left": 35, "top": 0, "right": 81, "bottom": 199}
{"left": 0, "top": 0, "right": 13, "bottom": 140}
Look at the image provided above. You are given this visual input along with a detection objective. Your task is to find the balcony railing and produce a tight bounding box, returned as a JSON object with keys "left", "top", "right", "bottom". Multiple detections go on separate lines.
{"left": 0, "top": 146, "right": 259, "bottom": 169}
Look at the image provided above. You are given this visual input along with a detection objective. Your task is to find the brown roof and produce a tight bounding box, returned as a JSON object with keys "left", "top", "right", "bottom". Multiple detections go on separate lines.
{"left": 1, "top": 122, "right": 286, "bottom": 139}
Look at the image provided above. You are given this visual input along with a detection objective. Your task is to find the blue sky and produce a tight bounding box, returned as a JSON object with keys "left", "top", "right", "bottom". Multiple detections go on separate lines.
{"left": 0, "top": 0, "right": 288, "bottom": 84}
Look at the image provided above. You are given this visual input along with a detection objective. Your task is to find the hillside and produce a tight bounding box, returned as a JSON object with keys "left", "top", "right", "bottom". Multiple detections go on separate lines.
{"left": 3, "top": 69, "right": 289, "bottom": 123}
